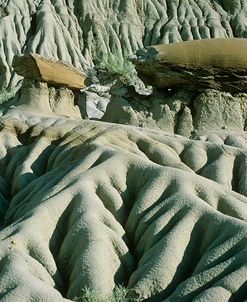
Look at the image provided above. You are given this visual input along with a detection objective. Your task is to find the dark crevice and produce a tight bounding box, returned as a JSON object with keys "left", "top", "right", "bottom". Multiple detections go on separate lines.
{"left": 174, "top": 108, "right": 184, "bottom": 134}
{"left": 49, "top": 197, "right": 77, "bottom": 297}
{"left": 16, "top": 126, "right": 33, "bottom": 145}
{"left": 232, "top": 153, "right": 242, "bottom": 194}
{"left": 21, "top": 13, "right": 37, "bottom": 54}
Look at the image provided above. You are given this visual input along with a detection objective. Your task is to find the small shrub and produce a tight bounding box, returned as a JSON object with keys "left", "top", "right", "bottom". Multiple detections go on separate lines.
{"left": 74, "top": 285, "right": 129, "bottom": 302}
{"left": 112, "top": 286, "right": 129, "bottom": 302}
{"left": 95, "top": 51, "right": 136, "bottom": 85}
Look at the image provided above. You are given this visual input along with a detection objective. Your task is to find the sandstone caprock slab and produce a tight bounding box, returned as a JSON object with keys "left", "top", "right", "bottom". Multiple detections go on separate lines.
{"left": 12, "top": 53, "right": 86, "bottom": 89}
{"left": 134, "top": 38, "right": 247, "bottom": 92}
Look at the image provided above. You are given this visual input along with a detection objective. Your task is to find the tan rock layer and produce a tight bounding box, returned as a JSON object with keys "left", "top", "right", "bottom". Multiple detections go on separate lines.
{"left": 144, "top": 38, "right": 247, "bottom": 68}
{"left": 134, "top": 38, "right": 247, "bottom": 92}
{"left": 12, "top": 53, "right": 86, "bottom": 90}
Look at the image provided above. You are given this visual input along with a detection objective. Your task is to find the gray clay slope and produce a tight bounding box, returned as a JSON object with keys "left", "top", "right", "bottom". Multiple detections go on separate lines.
{"left": 0, "top": 114, "right": 247, "bottom": 302}
{"left": 0, "top": 0, "right": 246, "bottom": 302}
{"left": 1, "top": 0, "right": 247, "bottom": 90}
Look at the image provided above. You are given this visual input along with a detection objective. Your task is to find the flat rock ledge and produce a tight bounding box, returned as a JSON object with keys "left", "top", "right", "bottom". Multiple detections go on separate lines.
{"left": 133, "top": 38, "right": 247, "bottom": 93}
{"left": 12, "top": 53, "right": 87, "bottom": 90}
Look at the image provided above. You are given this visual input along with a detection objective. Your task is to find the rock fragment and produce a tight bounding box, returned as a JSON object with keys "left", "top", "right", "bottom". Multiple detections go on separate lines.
{"left": 133, "top": 38, "right": 247, "bottom": 93}
{"left": 12, "top": 53, "right": 86, "bottom": 90}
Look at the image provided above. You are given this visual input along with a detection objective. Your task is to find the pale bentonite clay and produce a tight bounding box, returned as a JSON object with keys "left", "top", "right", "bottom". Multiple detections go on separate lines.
{"left": 0, "top": 1, "right": 246, "bottom": 302}
{"left": 0, "top": 115, "right": 246, "bottom": 302}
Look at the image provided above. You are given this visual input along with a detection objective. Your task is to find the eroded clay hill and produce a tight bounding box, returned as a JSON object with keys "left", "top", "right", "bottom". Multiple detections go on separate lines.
{"left": 0, "top": 112, "right": 247, "bottom": 301}
{"left": 0, "top": 0, "right": 247, "bottom": 301}
{"left": 1, "top": 0, "right": 247, "bottom": 90}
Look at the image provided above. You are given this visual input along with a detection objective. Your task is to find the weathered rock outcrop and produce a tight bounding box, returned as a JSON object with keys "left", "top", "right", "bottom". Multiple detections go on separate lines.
{"left": 0, "top": 1, "right": 247, "bottom": 301}
{"left": 102, "top": 81, "right": 247, "bottom": 137}
{"left": 0, "top": 79, "right": 81, "bottom": 119}
{"left": 12, "top": 53, "right": 86, "bottom": 90}
{"left": 1, "top": 0, "right": 247, "bottom": 90}
{"left": 134, "top": 38, "right": 247, "bottom": 92}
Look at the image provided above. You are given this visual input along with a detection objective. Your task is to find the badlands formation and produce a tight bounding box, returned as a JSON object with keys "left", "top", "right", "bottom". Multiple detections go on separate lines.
{"left": 0, "top": 0, "right": 247, "bottom": 302}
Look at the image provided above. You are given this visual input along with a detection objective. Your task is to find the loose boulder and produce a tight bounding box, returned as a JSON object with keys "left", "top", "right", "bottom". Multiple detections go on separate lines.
{"left": 12, "top": 53, "right": 86, "bottom": 90}
{"left": 133, "top": 38, "right": 247, "bottom": 92}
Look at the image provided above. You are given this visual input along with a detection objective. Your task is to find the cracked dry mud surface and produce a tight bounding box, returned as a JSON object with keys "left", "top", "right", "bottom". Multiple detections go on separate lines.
{"left": 0, "top": 113, "right": 246, "bottom": 301}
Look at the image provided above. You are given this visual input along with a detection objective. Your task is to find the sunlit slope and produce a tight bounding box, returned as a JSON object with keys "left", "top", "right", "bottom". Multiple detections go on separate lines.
{"left": 0, "top": 115, "right": 246, "bottom": 301}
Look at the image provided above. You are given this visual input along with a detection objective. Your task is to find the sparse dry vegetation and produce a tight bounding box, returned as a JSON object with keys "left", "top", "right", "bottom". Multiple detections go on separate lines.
{"left": 75, "top": 285, "right": 129, "bottom": 302}
{"left": 94, "top": 51, "right": 136, "bottom": 84}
